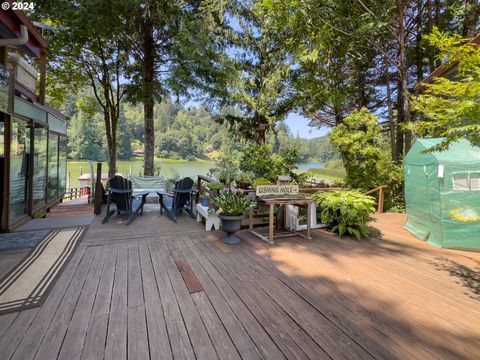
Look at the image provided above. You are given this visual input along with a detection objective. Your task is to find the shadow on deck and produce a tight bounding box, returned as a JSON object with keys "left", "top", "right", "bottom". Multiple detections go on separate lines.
{"left": 0, "top": 209, "right": 479, "bottom": 360}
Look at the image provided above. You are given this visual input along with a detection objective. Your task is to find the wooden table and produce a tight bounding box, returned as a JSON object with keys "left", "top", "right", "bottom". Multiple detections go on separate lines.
{"left": 248, "top": 196, "right": 314, "bottom": 245}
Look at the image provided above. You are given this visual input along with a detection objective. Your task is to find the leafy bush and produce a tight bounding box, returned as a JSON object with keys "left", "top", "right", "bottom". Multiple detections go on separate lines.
{"left": 329, "top": 108, "right": 404, "bottom": 211}
{"left": 312, "top": 190, "right": 376, "bottom": 240}
{"left": 208, "top": 182, "right": 224, "bottom": 190}
{"left": 240, "top": 144, "right": 297, "bottom": 182}
{"left": 252, "top": 177, "right": 272, "bottom": 187}
{"left": 213, "top": 193, "right": 253, "bottom": 216}
{"left": 208, "top": 153, "right": 240, "bottom": 186}
{"left": 323, "top": 159, "right": 344, "bottom": 169}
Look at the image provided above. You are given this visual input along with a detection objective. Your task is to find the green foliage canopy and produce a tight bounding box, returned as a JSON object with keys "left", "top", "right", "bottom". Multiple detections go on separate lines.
{"left": 411, "top": 29, "right": 480, "bottom": 152}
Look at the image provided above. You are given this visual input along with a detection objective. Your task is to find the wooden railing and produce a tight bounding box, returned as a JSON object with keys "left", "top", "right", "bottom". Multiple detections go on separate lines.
{"left": 64, "top": 186, "right": 91, "bottom": 203}
{"left": 195, "top": 175, "right": 215, "bottom": 204}
{"left": 365, "top": 185, "right": 386, "bottom": 213}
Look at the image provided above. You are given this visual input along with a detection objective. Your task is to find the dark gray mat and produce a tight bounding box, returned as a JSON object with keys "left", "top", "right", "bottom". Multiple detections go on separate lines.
{"left": 0, "top": 230, "right": 50, "bottom": 252}
{"left": 16, "top": 216, "right": 95, "bottom": 232}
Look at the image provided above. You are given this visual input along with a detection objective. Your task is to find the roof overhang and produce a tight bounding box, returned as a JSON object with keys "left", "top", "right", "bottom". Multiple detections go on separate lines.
{"left": 414, "top": 33, "right": 480, "bottom": 92}
{"left": 0, "top": 1, "right": 47, "bottom": 58}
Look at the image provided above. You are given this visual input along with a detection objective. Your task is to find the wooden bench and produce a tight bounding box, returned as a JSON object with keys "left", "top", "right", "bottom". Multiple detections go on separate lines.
{"left": 195, "top": 203, "right": 220, "bottom": 231}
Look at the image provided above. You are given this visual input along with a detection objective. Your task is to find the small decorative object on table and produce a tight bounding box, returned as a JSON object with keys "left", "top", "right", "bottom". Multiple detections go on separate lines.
{"left": 200, "top": 193, "right": 209, "bottom": 206}
{"left": 213, "top": 192, "right": 253, "bottom": 244}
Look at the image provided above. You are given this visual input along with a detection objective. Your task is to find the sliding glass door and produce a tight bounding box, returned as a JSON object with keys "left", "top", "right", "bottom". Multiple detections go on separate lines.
{"left": 9, "top": 117, "right": 30, "bottom": 224}
{"left": 32, "top": 122, "right": 47, "bottom": 210}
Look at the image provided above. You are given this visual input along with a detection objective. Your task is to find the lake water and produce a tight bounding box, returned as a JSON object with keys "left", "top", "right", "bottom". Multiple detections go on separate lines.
{"left": 297, "top": 161, "right": 324, "bottom": 171}
{"left": 67, "top": 159, "right": 324, "bottom": 187}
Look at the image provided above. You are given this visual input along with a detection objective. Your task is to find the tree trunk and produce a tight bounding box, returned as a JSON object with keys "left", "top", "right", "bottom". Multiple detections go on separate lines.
{"left": 385, "top": 59, "right": 395, "bottom": 160}
{"left": 104, "top": 107, "right": 117, "bottom": 179}
{"left": 143, "top": 17, "right": 155, "bottom": 176}
{"left": 463, "top": 0, "right": 478, "bottom": 37}
{"left": 427, "top": 0, "right": 436, "bottom": 72}
{"left": 255, "top": 113, "right": 267, "bottom": 145}
{"left": 434, "top": 0, "right": 442, "bottom": 67}
{"left": 416, "top": 0, "right": 424, "bottom": 83}
{"left": 394, "top": 3, "right": 407, "bottom": 162}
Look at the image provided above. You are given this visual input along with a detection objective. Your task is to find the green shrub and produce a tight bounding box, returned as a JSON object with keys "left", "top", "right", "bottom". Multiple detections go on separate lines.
{"left": 312, "top": 190, "right": 376, "bottom": 240}
{"left": 329, "top": 108, "right": 404, "bottom": 212}
{"left": 252, "top": 177, "right": 272, "bottom": 187}
{"left": 208, "top": 182, "right": 224, "bottom": 190}
{"left": 240, "top": 144, "right": 297, "bottom": 182}
{"left": 323, "top": 159, "right": 344, "bottom": 169}
{"left": 213, "top": 193, "right": 253, "bottom": 216}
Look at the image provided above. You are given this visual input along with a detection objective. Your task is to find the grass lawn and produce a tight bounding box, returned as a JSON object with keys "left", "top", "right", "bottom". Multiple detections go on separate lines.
{"left": 294, "top": 167, "right": 346, "bottom": 183}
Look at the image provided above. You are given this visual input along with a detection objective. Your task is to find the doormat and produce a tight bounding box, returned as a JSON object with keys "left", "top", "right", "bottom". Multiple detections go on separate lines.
{"left": 0, "top": 230, "right": 50, "bottom": 252}
{"left": 0, "top": 227, "right": 86, "bottom": 315}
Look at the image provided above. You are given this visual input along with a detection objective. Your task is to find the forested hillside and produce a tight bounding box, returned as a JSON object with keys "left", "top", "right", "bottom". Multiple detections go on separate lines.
{"left": 64, "top": 91, "right": 339, "bottom": 164}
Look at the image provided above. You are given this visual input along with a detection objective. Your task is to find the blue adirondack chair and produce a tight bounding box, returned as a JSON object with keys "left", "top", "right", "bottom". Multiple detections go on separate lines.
{"left": 158, "top": 177, "right": 195, "bottom": 223}
{"left": 102, "top": 175, "right": 148, "bottom": 225}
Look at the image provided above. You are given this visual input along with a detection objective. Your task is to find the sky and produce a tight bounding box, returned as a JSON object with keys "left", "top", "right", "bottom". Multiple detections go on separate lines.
{"left": 285, "top": 112, "right": 329, "bottom": 139}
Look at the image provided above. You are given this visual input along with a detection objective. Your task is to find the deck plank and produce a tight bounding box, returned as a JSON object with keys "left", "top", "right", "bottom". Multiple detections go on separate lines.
{"left": 138, "top": 242, "right": 173, "bottom": 360}
{"left": 56, "top": 248, "right": 107, "bottom": 360}
{"left": 9, "top": 246, "right": 90, "bottom": 360}
{"left": 178, "top": 235, "right": 284, "bottom": 360}
{"left": 127, "top": 245, "right": 149, "bottom": 360}
{"left": 186, "top": 234, "right": 326, "bottom": 360}
{"left": 155, "top": 236, "right": 218, "bottom": 360}
{"left": 33, "top": 248, "right": 103, "bottom": 360}
{"left": 80, "top": 248, "right": 117, "bottom": 360}
{"left": 175, "top": 235, "right": 265, "bottom": 360}
{"left": 104, "top": 246, "right": 128, "bottom": 360}
{"left": 166, "top": 237, "right": 242, "bottom": 360}
{"left": 148, "top": 240, "right": 196, "bottom": 360}
{"left": 239, "top": 236, "right": 440, "bottom": 360}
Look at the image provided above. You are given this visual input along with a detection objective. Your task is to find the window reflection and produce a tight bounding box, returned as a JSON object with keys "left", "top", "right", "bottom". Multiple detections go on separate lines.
{"left": 9, "top": 118, "right": 30, "bottom": 224}
{"left": 32, "top": 124, "right": 47, "bottom": 209}
{"left": 58, "top": 135, "right": 66, "bottom": 195}
{"left": 48, "top": 131, "right": 58, "bottom": 200}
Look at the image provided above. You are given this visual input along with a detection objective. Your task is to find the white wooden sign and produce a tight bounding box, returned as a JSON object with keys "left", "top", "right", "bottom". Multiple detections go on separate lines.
{"left": 256, "top": 184, "right": 299, "bottom": 196}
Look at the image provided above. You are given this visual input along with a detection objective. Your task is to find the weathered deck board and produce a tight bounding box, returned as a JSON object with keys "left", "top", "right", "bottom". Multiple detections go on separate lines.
{"left": 8, "top": 246, "right": 89, "bottom": 360}
{"left": 104, "top": 246, "right": 128, "bottom": 360}
{"left": 80, "top": 248, "right": 116, "bottom": 360}
{"left": 0, "top": 211, "right": 479, "bottom": 360}
{"left": 147, "top": 240, "right": 196, "bottom": 360}
{"left": 57, "top": 248, "right": 107, "bottom": 360}
{"left": 177, "top": 235, "right": 284, "bottom": 360}
{"left": 138, "top": 243, "right": 172, "bottom": 360}
{"left": 155, "top": 236, "right": 218, "bottom": 360}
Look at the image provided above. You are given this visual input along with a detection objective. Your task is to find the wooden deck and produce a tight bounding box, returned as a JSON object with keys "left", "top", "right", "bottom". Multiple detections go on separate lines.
{"left": 0, "top": 207, "right": 479, "bottom": 360}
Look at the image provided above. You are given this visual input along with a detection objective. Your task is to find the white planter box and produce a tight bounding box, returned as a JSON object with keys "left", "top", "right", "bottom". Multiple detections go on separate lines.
{"left": 286, "top": 204, "right": 328, "bottom": 231}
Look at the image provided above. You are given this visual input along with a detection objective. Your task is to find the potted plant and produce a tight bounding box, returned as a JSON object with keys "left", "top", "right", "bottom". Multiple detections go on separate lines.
{"left": 213, "top": 193, "right": 252, "bottom": 244}
{"left": 236, "top": 173, "right": 252, "bottom": 189}
{"left": 199, "top": 193, "right": 209, "bottom": 206}
{"left": 208, "top": 181, "right": 224, "bottom": 196}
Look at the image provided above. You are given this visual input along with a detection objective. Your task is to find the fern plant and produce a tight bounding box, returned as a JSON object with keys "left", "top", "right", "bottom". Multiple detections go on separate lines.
{"left": 311, "top": 190, "right": 376, "bottom": 240}
{"left": 213, "top": 193, "right": 253, "bottom": 216}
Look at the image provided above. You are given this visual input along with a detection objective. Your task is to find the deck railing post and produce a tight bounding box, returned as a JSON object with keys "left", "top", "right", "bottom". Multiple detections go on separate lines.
{"left": 378, "top": 186, "right": 384, "bottom": 213}
{"left": 94, "top": 162, "right": 102, "bottom": 215}
{"left": 195, "top": 176, "right": 201, "bottom": 204}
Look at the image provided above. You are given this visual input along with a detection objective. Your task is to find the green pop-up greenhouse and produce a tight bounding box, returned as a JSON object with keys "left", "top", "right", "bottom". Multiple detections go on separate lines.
{"left": 404, "top": 138, "right": 480, "bottom": 251}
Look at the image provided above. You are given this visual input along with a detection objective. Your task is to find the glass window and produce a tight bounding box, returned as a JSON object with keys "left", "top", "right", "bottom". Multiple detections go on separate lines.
{"left": 469, "top": 172, "right": 480, "bottom": 191}
{"left": 452, "top": 173, "right": 469, "bottom": 191}
{"left": 32, "top": 123, "right": 47, "bottom": 209}
{"left": 0, "top": 121, "right": 4, "bottom": 156}
{"left": 58, "top": 135, "right": 67, "bottom": 195}
{"left": 9, "top": 118, "right": 30, "bottom": 224}
{"left": 47, "top": 131, "right": 58, "bottom": 200}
